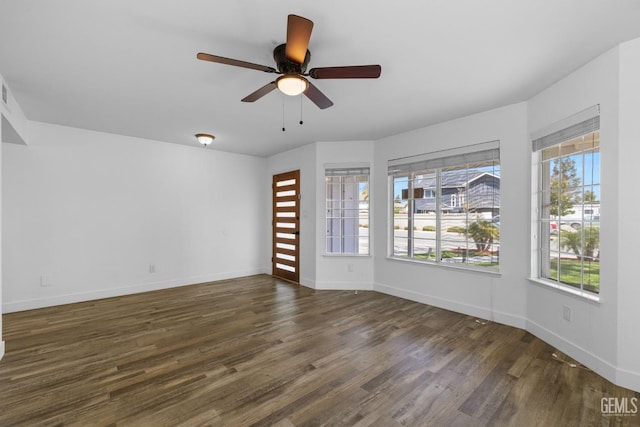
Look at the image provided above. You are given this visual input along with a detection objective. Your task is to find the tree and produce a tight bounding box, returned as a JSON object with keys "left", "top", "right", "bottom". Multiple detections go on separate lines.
{"left": 550, "top": 157, "right": 581, "bottom": 216}
{"left": 467, "top": 220, "right": 499, "bottom": 252}
{"left": 584, "top": 190, "right": 597, "bottom": 202}
{"left": 561, "top": 227, "right": 600, "bottom": 260}
{"left": 361, "top": 184, "right": 369, "bottom": 201}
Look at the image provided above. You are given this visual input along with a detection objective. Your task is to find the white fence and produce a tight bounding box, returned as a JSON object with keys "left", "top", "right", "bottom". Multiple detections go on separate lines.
{"left": 392, "top": 212, "right": 492, "bottom": 230}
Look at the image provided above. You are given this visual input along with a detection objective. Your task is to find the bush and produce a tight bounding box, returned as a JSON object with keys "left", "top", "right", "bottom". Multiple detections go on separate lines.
{"left": 447, "top": 226, "right": 467, "bottom": 234}
{"left": 422, "top": 225, "right": 436, "bottom": 232}
{"left": 561, "top": 227, "right": 600, "bottom": 260}
{"left": 467, "top": 220, "right": 499, "bottom": 251}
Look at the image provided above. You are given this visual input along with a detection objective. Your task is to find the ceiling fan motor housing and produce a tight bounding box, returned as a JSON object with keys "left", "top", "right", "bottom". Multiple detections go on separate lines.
{"left": 273, "top": 43, "right": 310, "bottom": 74}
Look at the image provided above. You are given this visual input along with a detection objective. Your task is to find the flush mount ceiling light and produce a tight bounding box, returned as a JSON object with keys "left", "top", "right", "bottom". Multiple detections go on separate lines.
{"left": 195, "top": 133, "right": 215, "bottom": 146}
{"left": 276, "top": 74, "right": 309, "bottom": 96}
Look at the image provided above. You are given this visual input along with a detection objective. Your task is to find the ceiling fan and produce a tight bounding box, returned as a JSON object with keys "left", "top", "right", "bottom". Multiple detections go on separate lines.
{"left": 197, "top": 14, "right": 381, "bottom": 109}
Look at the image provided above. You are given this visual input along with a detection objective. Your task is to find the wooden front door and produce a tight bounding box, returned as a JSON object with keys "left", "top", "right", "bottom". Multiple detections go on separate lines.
{"left": 272, "top": 170, "right": 300, "bottom": 283}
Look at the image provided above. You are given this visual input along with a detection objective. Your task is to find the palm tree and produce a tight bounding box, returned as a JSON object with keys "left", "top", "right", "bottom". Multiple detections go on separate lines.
{"left": 561, "top": 227, "right": 600, "bottom": 260}
{"left": 361, "top": 184, "right": 369, "bottom": 201}
{"left": 467, "top": 220, "right": 499, "bottom": 252}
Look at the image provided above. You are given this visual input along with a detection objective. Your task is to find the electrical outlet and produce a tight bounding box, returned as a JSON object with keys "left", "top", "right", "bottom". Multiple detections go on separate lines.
{"left": 347, "top": 263, "right": 354, "bottom": 272}
{"left": 149, "top": 264, "right": 156, "bottom": 273}
{"left": 40, "top": 274, "right": 53, "bottom": 287}
{"left": 563, "top": 305, "right": 571, "bottom": 322}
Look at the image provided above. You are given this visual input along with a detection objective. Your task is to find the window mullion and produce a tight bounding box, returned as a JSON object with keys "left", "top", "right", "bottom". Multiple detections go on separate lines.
{"left": 388, "top": 143, "right": 500, "bottom": 271}
{"left": 465, "top": 165, "right": 470, "bottom": 264}
{"left": 436, "top": 169, "right": 442, "bottom": 263}
{"left": 408, "top": 173, "right": 415, "bottom": 258}
{"left": 339, "top": 178, "right": 345, "bottom": 254}
{"left": 326, "top": 168, "right": 369, "bottom": 255}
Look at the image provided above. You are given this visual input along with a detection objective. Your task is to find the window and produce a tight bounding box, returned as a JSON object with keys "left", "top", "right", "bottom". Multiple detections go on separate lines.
{"left": 389, "top": 141, "right": 500, "bottom": 270}
{"left": 325, "top": 167, "right": 369, "bottom": 255}
{"left": 533, "top": 105, "right": 600, "bottom": 295}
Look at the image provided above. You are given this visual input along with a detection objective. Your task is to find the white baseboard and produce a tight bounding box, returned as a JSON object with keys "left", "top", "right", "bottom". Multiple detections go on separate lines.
{"left": 375, "top": 283, "right": 640, "bottom": 392}
{"left": 314, "top": 281, "right": 374, "bottom": 291}
{"left": 615, "top": 366, "right": 640, "bottom": 394}
{"left": 374, "top": 282, "right": 527, "bottom": 329}
{"left": 298, "top": 278, "right": 374, "bottom": 291}
{"left": 5, "top": 272, "right": 638, "bottom": 393}
{"left": 526, "top": 319, "right": 619, "bottom": 386}
{"left": 299, "top": 276, "right": 316, "bottom": 289}
{"left": 2, "top": 268, "right": 264, "bottom": 313}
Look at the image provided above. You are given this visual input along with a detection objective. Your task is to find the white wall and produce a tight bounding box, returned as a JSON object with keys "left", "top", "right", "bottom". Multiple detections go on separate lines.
{"left": 3, "top": 41, "right": 639, "bottom": 391}
{"left": 1, "top": 73, "right": 28, "bottom": 145}
{"left": 266, "top": 140, "right": 375, "bottom": 290}
{"left": 372, "top": 103, "right": 529, "bottom": 329}
{"left": 315, "top": 141, "right": 375, "bottom": 290}
{"left": 0, "top": 105, "right": 3, "bottom": 360}
{"left": 266, "top": 143, "right": 316, "bottom": 287}
{"left": 616, "top": 38, "right": 640, "bottom": 391}
{"left": 526, "top": 46, "right": 623, "bottom": 385}
{"left": 1, "top": 72, "right": 30, "bottom": 360}
{"left": 2, "top": 121, "right": 267, "bottom": 312}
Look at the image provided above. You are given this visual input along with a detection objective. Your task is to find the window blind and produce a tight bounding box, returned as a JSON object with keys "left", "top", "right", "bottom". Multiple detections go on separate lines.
{"left": 531, "top": 104, "right": 600, "bottom": 152}
{"left": 326, "top": 166, "right": 370, "bottom": 176}
{"left": 388, "top": 140, "right": 500, "bottom": 175}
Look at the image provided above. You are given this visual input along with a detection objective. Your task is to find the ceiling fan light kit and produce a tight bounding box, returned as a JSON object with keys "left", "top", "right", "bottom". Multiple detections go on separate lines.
{"left": 276, "top": 75, "right": 309, "bottom": 96}
{"left": 197, "top": 14, "right": 381, "bottom": 109}
{"left": 195, "top": 133, "right": 215, "bottom": 146}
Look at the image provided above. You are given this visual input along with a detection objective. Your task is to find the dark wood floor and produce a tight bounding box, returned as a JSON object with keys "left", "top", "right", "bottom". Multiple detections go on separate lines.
{"left": 1, "top": 275, "right": 638, "bottom": 426}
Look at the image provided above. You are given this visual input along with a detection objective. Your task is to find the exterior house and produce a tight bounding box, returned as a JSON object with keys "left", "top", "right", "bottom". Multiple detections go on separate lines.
{"left": 413, "top": 170, "right": 500, "bottom": 215}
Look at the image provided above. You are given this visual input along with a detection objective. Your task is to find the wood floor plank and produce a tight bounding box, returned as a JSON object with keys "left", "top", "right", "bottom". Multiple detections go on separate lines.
{"left": 1, "top": 274, "right": 638, "bottom": 426}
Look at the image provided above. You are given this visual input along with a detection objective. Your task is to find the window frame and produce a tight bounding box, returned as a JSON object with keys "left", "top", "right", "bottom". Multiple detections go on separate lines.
{"left": 324, "top": 165, "right": 370, "bottom": 256}
{"left": 388, "top": 141, "right": 501, "bottom": 273}
{"left": 531, "top": 105, "right": 601, "bottom": 298}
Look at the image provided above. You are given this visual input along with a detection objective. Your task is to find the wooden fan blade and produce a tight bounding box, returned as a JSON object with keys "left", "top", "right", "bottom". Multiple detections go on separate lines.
{"left": 304, "top": 82, "right": 333, "bottom": 109}
{"left": 241, "top": 82, "right": 277, "bottom": 102}
{"left": 285, "top": 15, "right": 313, "bottom": 64}
{"left": 197, "top": 53, "right": 276, "bottom": 73}
{"left": 309, "top": 65, "right": 382, "bottom": 79}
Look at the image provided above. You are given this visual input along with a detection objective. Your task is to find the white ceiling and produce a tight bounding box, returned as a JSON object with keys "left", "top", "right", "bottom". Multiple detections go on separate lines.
{"left": 1, "top": 1, "right": 640, "bottom": 157}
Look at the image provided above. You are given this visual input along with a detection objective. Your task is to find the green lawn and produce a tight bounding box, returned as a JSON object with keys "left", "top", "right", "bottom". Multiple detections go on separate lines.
{"left": 413, "top": 250, "right": 499, "bottom": 268}
{"left": 549, "top": 258, "right": 600, "bottom": 293}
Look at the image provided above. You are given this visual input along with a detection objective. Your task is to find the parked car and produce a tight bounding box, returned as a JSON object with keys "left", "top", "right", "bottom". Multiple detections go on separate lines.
{"left": 563, "top": 215, "right": 600, "bottom": 230}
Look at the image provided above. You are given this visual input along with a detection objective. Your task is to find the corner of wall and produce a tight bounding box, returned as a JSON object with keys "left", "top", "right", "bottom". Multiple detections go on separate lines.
{"left": 1, "top": 74, "right": 28, "bottom": 145}
{"left": 616, "top": 368, "right": 640, "bottom": 395}
{"left": 0, "top": 75, "right": 5, "bottom": 361}
{"left": 525, "top": 317, "right": 618, "bottom": 383}
{"left": 616, "top": 36, "right": 640, "bottom": 392}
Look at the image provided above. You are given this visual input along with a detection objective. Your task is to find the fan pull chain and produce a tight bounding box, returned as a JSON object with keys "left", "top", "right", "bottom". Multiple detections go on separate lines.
{"left": 299, "top": 94, "right": 304, "bottom": 125}
{"left": 282, "top": 95, "right": 286, "bottom": 132}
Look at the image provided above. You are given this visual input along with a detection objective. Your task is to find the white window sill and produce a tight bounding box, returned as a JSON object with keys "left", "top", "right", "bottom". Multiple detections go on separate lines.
{"left": 528, "top": 277, "right": 600, "bottom": 303}
{"left": 323, "top": 253, "right": 370, "bottom": 258}
{"left": 386, "top": 256, "right": 502, "bottom": 276}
